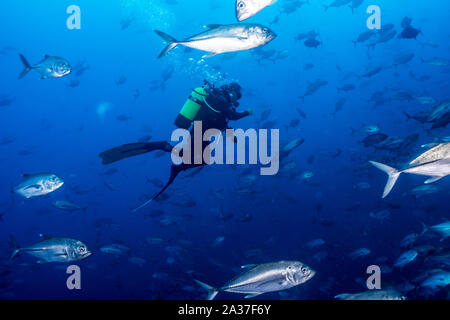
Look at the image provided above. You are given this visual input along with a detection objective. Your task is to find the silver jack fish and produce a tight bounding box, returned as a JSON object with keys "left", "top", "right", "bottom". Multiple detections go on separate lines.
{"left": 10, "top": 235, "right": 92, "bottom": 264}
{"left": 370, "top": 143, "right": 450, "bottom": 198}
{"left": 154, "top": 23, "right": 276, "bottom": 58}
{"left": 18, "top": 54, "right": 71, "bottom": 79}
{"left": 195, "top": 260, "right": 315, "bottom": 300}
{"left": 236, "top": 0, "right": 277, "bottom": 21}
{"left": 13, "top": 173, "right": 64, "bottom": 199}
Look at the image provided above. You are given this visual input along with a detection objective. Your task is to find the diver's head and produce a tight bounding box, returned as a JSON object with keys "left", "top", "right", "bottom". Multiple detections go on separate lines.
{"left": 221, "top": 82, "right": 242, "bottom": 106}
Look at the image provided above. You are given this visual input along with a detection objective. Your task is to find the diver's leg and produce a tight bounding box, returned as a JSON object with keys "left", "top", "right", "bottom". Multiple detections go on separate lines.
{"left": 99, "top": 141, "right": 173, "bottom": 165}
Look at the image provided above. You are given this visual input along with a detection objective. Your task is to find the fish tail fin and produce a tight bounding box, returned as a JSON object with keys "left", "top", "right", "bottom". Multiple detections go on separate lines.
{"left": 154, "top": 30, "right": 179, "bottom": 58}
{"left": 194, "top": 280, "right": 219, "bottom": 300}
{"left": 369, "top": 161, "right": 401, "bottom": 198}
{"left": 323, "top": 5, "right": 329, "bottom": 11}
{"left": 420, "top": 222, "right": 429, "bottom": 235}
{"left": 350, "top": 127, "right": 356, "bottom": 135}
{"left": 352, "top": 40, "right": 357, "bottom": 47}
{"left": 9, "top": 235, "right": 21, "bottom": 261}
{"left": 18, "top": 54, "right": 32, "bottom": 79}
{"left": 403, "top": 112, "right": 412, "bottom": 121}
{"left": 419, "top": 57, "right": 425, "bottom": 64}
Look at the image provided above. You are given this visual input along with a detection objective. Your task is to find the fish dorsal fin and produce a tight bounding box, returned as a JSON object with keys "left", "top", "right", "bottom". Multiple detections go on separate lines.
{"left": 241, "top": 264, "right": 257, "bottom": 269}
{"left": 205, "top": 24, "right": 222, "bottom": 30}
{"left": 44, "top": 54, "right": 50, "bottom": 58}
{"left": 24, "top": 184, "right": 42, "bottom": 191}
{"left": 23, "top": 174, "right": 30, "bottom": 177}
{"left": 39, "top": 233, "right": 52, "bottom": 240}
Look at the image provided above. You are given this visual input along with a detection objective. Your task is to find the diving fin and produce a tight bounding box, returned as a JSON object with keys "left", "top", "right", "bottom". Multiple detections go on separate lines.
{"left": 99, "top": 141, "right": 172, "bottom": 165}
{"left": 131, "top": 165, "right": 182, "bottom": 213}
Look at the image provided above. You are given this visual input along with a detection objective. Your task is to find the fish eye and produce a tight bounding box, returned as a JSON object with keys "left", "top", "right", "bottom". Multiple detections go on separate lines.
{"left": 79, "top": 246, "right": 85, "bottom": 252}
{"left": 238, "top": 1, "right": 245, "bottom": 8}
{"left": 301, "top": 267, "right": 308, "bottom": 274}
{"left": 262, "top": 28, "right": 268, "bottom": 32}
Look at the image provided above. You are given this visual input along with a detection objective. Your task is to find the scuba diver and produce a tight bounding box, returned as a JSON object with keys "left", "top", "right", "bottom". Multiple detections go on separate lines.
{"left": 99, "top": 80, "right": 253, "bottom": 212}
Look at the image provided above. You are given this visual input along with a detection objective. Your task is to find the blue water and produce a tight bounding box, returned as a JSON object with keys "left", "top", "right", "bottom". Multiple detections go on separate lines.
{"left": 0, "top": 0, "right": 449, "bottom": 299}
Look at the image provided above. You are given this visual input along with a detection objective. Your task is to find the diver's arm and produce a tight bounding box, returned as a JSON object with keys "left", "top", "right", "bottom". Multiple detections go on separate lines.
{"left": 226, "top": 108, "right": 251, "bottom": 120}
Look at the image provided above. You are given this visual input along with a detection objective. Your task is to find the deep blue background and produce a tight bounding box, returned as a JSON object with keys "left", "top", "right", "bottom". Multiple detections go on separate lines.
{"left": 0, "top": 0, "right": 448, "bottom": 299}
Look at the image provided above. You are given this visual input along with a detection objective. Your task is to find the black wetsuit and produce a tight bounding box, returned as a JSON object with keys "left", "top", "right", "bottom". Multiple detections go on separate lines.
{"left": 99, "top": 85, "right": 250, "bottom": 206}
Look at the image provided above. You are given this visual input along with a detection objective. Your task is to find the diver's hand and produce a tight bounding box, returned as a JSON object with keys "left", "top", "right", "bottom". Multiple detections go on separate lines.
{"left": 247, "top": 108, "right": 254, "bottom": 116}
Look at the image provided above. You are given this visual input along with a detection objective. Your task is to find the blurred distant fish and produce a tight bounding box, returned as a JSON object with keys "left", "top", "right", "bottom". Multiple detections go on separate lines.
{"left": 348, "top": 248, "right": 370, "bottom": 259}
{"left": 0, "top": 95, "right": 14, "bottom": 107}
{"left": 394, "top": 250, "right": 418, "bottom": 268}
{"left": 115, "top": 76, "right": 127, "bottom": 86}
{"left": 52, "top": 200, "right": 86, "bottom": 213}
{"left": 393, "top": 53, "right": 415, "bottom": 66}
{"left": 120, "top": 17, "right": 134, "bottom": 30}
{"left": 399, "top": 27, "right": 420, "bottom": 39}
{"left": 296, "top": 107, "right": 307, "bottom": 119}
{"left": 360, "top": 66, "right": 382, "bottom": 78}
{"left": 235, "top": 0, "right": 276, "bottom": 21}
{"left": 100, "top": 244, "right": 129, "bottom": 255}
{"left": 420, "top": 57, "right": 450, "bottom": 67}
{"left": 281, "top": 138, "right": 305, "bottom": 158}
{"left": 351, "top": 124, "right": 380, "bottom": 135}
{"left": 335, "top": 289, "right": 405, "bottom": 300}
{"left": 300, "top": 79, "right": 328, "bottom": 100}
{"left": 414, "top": 96, "right": 436, "bottom": 105}
{"left": 352, "top": 30, "right": 376, "bottom": 46}
{"left": 324, "top": 0, "right": 352, "bottom": 11}
{"left": 116, "top": 114, "right": 132, "bottom": 122}
{"left": 304, "top": 38, "right": 321, "bottom": 48}
{"left": 67, "top": 79, "right": 80, "bottom": 88}
{"left": 430, "top": 221, "right": 450, "bottom": 239}
{"left": 349, "top": 0, "right": 364, "bottom": 13}
{"left": 0, "top": 136, "right": 16, "bottom": 145}
{"left": 73, "top": 59, "right": 90, "bottom": 77}
{"left": 18, "top": 54, "right": 71, "bottom": 79}
{"left": 154, "top": 24, "right": 276, "bottom": 58}
{"left": 337, "top": 83, "right": 355, "bottom": 92}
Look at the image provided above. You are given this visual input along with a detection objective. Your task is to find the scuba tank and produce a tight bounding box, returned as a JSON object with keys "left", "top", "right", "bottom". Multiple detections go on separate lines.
{"left": 174, "top": 87, "right": 208, "bottom": 129}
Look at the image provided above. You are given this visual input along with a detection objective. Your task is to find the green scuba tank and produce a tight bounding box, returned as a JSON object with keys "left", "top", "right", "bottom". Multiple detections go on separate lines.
{"left": 175, "top": 87, "right": 207, "bottom": 129}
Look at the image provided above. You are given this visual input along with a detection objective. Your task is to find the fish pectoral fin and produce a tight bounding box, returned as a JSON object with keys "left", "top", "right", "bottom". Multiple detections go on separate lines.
{"left": 424, "top": 176, "right": 445, "bottom": 184}
{"left": 202, "top": 52, "right": 218, "bottom": 58}
{"left": 244, "top": 293, "right": 264, "bottom": 299}
{"left": 241, "top": 264, "right": 258, "bottom": 269}
{"left": 36, "top": 260, "right": 49, "bottom": 264}
{"left": 205, "top": 24, "right": 222, "bottom": 29}
{"left": 24, "top": 184, "right": 42, "bottom": 191}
